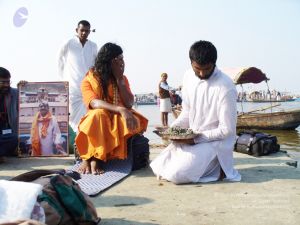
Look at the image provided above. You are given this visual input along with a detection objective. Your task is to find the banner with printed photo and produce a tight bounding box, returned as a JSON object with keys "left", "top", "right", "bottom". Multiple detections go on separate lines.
{"left": 18, "top": 82, "right": 69, "bottom": 156}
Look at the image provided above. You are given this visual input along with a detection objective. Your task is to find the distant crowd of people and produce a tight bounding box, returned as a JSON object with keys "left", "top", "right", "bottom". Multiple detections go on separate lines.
{"left": 238, "top": 89, "right": 293, "bottom": 101}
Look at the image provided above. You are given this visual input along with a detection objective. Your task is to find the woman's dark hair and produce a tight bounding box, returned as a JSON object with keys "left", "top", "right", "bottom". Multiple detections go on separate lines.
{"left": 94, "top": 43, "right": 123, "bottom": 99}
{"left": 189, "top": 40, "right": 217, "bottom": 65}
{"left": 0, "top": 67, "right": 11, "bottom": 79}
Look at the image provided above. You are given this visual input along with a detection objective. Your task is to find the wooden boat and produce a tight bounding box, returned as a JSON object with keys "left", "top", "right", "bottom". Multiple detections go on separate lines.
{"left": 237, "top": 109, "right": 300, "bottom": 130}
{"left": 172, "top": 67, "right": 300, "bottom": 130}
{"left": 172, "top": 107, "right": 300, "bottom": 130}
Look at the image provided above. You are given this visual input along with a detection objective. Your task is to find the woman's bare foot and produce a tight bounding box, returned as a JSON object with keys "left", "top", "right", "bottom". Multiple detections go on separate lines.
{"left": 78, "top": 159, "right": 91, "bottom": 174}
{"left": 90, "top": 158, "right": 104, "bottom": 175}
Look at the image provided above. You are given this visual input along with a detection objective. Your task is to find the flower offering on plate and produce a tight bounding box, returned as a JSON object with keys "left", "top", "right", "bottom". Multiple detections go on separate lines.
{"left": 154, "top": 126, "right": 198, "bottom": 140}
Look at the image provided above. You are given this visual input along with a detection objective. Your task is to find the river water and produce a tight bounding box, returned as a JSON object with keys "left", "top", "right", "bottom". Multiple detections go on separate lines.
{"left": 134, "top": 101, "right": 300, "bottom": 152}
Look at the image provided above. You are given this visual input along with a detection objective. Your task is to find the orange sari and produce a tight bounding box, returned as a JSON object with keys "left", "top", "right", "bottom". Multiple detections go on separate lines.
{"left": 75, "top": 69, "right": 148, "bottom": 161}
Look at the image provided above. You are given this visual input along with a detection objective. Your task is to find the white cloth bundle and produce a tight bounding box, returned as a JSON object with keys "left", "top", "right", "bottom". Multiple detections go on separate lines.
{"left": 0, "top": 180, "right": 43, "bottom": 223}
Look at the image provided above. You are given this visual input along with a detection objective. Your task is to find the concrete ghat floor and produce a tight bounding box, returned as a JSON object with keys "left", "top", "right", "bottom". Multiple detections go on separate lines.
{"left": 0, "top": 148, "right": 300, "bottom": 225}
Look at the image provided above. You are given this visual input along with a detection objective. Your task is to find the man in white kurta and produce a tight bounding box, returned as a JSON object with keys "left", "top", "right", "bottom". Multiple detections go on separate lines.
{"left": 150, "top": 40, "right": 241, "bottom": 184}
{"left": 58, "top": 20, "right": 98, "bottom": 132}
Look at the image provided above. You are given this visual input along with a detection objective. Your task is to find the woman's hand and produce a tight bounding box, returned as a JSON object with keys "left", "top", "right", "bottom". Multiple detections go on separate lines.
{"left": 111, "top": 54, "right": 134, "bottom": 108}
{"left": 118, "top": 107, "right": 138, "bottom": 131}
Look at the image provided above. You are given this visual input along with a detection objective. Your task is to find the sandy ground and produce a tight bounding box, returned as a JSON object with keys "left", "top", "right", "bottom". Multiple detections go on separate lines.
{"left": 0, "top": 148, "right": 300, "bottom": 225}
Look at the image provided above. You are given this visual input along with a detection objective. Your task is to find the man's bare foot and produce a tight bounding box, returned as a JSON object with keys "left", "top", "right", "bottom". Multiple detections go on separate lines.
{"left": 218, "top": 168, "right": 226, "bottom": 181}
{"left": 78, "top": 159, "right": 91, "bottom": 174}
{"left": 156, "top": 174, "right": 162, "bottom": 180}
{"left": 90, "top": 158, "right": 104, "bottom": 175}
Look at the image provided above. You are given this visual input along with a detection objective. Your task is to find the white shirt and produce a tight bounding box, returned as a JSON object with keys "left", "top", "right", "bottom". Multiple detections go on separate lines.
{"left": 58, "top": 36, "right": 97, "bottom": 90}
{"left": 58, "top": 36, "right": 97, "bottom": 131}
{"left": 150, "top": 67, "right": 241, "bottom": 183}
{"left": 160, "top": 82, "right": 173, "bottom": 91}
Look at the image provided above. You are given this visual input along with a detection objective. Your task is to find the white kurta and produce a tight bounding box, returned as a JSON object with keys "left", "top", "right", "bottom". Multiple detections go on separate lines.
{"left": 58, "top": 36, "right": 98, "bottom": 132}
{"left": 150, "top": 67, "right": 241, "bottom": 184}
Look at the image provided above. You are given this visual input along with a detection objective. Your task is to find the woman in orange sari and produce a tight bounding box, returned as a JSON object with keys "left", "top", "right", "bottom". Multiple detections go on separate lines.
{"left": 75, "top": 43, "right": 148, "bottom": 174}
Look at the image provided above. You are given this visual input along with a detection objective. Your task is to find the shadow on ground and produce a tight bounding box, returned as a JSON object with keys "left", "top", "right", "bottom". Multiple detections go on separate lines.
{"left": 92, "top": 195, "right": 153, "bottom": 208}
{"left": 131, "top": 166, "right": 154, "bottom": 178}
{"left": 100, "top": 218, "right": 159, "bottom": 225}
{"left": 0, "top": 156, "right": 74, "bottom": 172}
{"left": 237, "top": 165, "right": 300, "bottom": 183}
{"left": 234, "top": 152, "right": 295, "bottom": 165}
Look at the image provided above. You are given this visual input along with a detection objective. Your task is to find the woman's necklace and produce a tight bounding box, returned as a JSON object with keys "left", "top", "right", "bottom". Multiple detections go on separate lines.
{"left": 112, "top": 83, "right": 118, "bottom": 105}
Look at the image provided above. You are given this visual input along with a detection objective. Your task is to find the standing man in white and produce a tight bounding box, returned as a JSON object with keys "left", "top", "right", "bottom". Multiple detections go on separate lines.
{"left": 150, "top": 40, "right": 241, "bottom": 184}
{"left": 58, "top": 20, "right": 98, "bottom": 132}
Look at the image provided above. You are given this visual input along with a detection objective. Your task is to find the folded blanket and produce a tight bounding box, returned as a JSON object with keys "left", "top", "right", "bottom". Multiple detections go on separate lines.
{"left": 0, "top": 180, "right": 43, "bottom": 223}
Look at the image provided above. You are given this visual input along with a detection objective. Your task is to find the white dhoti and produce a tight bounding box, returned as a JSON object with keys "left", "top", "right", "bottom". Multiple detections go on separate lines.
{"left": 150, "top": 142, "right": 222, "bottom": 184}
{"left": 159, "top": 98, "right": 172, "bottom": 113}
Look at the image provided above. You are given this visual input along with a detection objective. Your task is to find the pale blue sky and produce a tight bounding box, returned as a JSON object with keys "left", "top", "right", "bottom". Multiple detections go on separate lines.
{"left": 0, "top": 0, "right": 299, "bottom": 94}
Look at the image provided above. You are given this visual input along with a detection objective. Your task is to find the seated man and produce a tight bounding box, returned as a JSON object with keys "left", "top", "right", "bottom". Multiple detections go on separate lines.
{"left": 75, "top": 43, "right": 148, "bottom": 175}
{"left": 0, "top": 67, "right": 18, "bottom": 159}
{"left": 150, "top": 40, "right": 241, "bottom": 184}
{"left": 28, "top": 101, "right": 65, "bottom": 156}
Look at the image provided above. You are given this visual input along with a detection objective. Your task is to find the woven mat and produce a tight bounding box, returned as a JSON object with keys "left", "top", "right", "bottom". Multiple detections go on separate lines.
{"left": 70, "top": 156, "right": 132, "bottom": 196}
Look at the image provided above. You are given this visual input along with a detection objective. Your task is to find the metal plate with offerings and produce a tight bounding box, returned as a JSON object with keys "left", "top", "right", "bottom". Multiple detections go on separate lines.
{"left": 153, "top": 126, "right": 199, "bottom": 140}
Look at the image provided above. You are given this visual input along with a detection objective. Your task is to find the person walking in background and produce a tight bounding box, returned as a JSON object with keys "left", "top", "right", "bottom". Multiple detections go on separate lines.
{"left": 58, "top": 20, "right": 98, "bottom": 133}
{"left": 133, "top": 94, "right": 138, "bottom": 108}
{"left": 175, "top": 85, "right": 182, "bottom": 105}
{"left": 170, "top": 89, "right": 182, "bottom": 107}
{"left": 75, "top": 43, "right": 148, "bottom": 175}
{"left": 170, "top": 90, "right": 177, "bottom": 106}
{"left": 158, "top": 73, "right": 173, "bottom": 127}
{"left": 0, "top": 67, "right": 18, "bottom": 159}
{"left": 151, "top": 40, "right": 241, "bottom": 184}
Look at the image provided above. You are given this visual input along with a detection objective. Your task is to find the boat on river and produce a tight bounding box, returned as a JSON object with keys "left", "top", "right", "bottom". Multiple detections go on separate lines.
{"left": 238, "top": 98, "right": 296, "bottom": 103}
{"left": 172, "top": 105, "right": 300, "bottom": 130}
{"left": 237, "top": 109, "right": 300, "bottom": 130}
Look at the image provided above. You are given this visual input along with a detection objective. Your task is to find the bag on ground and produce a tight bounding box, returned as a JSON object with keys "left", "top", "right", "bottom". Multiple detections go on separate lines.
{"left": 128, "top": 134, "right": 150, "bottom": 170}
{"left": 234, "top": 130, "right": 280, "bottom": 156}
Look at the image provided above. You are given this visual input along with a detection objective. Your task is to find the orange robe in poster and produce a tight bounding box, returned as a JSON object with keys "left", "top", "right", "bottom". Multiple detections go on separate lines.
{"left": 31, "top": 111, "right": 52, "bottom": 156}
{"left": 75, "top": 69, "right": 148, "bottom": 161}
